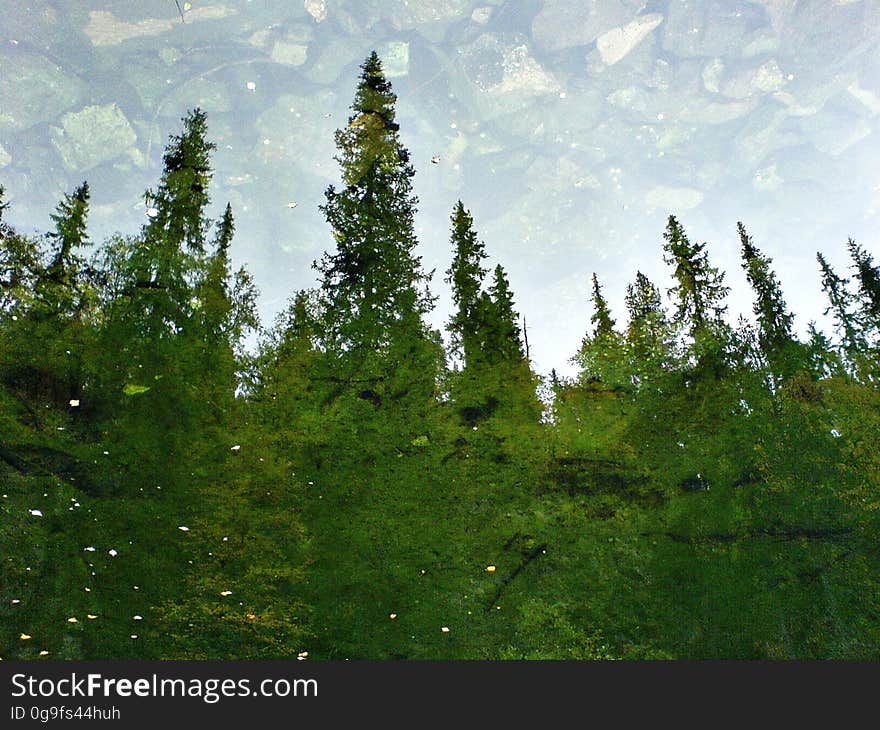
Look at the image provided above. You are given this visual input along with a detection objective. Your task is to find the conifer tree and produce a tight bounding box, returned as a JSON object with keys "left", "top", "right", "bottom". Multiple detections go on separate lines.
{"left": 805, "top": 321, "right": 843, "bottom": 379}
{"left": 574, "top": 273, "right": 626, "bottom": 384}
{"left": 117, "top": 108, "right": 216, "bottom": 341}
{"left": 37, "top": 182, "right": 92, "bottom": 318}
{"left": 624, "top": 270, "right": 670, "bottom": 378}
{"left": 662, "top": 215, "right": 730, "bottom": 372}
{"left": 0, "top": 187, "right": 40, "bottom": 314}
{"left": 446, "top": 201, "right": 488, "bottom": 365}
{"left": 738, "top": 222, "right": 795, "bottom": 373}
{"left": 194, "top": 203, "right": 259, "bottom": 415}
{"left": 589, "top": 272, "right": 615, "bottom": 339}
{"left": 847, "top": 238, "right": 880, "bottom": 333}
{"left": 315, "top": 52, "right": 439, "bottom": 407}
{"left": 662, "top": 216, "right": 729, "bottom": 334}
{"left": 481, "top": 264, "right": 524, "bottom": 364}
{"left": 93, "top": 109, "right": 220, "bottom": 483}
{"left": 817, "top": 251, "right": 865, "bottom": 362}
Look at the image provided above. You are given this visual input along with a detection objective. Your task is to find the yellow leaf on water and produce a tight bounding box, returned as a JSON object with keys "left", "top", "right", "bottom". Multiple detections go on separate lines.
{"left": 122, "top": 384, "right": 151, "bottom": 396}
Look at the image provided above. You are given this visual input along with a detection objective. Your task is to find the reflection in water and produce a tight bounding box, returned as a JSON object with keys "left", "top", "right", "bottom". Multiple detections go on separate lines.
{"left": 1, "top": 0, "right": 878, "bottom": 374}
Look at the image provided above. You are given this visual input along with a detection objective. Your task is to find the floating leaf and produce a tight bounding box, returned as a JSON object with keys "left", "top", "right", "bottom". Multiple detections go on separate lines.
{"left": 122, "top": 384, "right": 151, "bottom": 396}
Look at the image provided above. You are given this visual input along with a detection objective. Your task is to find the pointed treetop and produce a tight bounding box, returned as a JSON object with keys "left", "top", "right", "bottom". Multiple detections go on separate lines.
{"left": 145, "top": 107, "right": 216, "bottom": 253}
{"left": 847, "top": 238, "right": 880, "bottom": 323}
{"left": 486, "top": 264, "right": 524, "bottom": 362}
{"left": 590, "top": 273, "right": 616, "bottom": 339}
{"left": 662, "top": 214, "right": 728, "bottom": 332}
{"left": 50, "top": 182, "right": 90, "bottom": 256}
{"left": 817, "top": 251, "right": 863, "bottom": 355}
{"left": 446, "top": 200, "right": 489, "bottom": 363}
{"left": 215, "top": 203, "right": 235, "bottom": 254}
{"left": 351, "top": 52, "right": 398, "bottom": 128}
{"left": 738, "top": 222, "right": 794, "bottom": 355}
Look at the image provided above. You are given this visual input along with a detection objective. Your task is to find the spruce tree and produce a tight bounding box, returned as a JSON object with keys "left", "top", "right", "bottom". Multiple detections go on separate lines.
{"left": 94, "top": 109, "right": 220, "bottom": 484}
{"left": 737, "top": 222, "right": 795, "bottom": 373}
{"left": 662, "top": 215, "right": 730, "bottom": 372}
{"left": 817, "top": 251, "right": 865, "bottom": 362}
{"left": 194, "top": 203, "right": 259, "bottom": 415}
{"left": 446, "top": 201, "right": 488, "bottom": 366}
{"left": 37, "top": 182, "right": 92, "bottom": 318}
{"left": 0, "top": 187, "right": 40, "bottom": 314}
{"left": 847, "top": 238, "right": 880, "bottom": 332}
{"left": 589, "top": 272, "right": 615, "bottom": 339}
{"left": 574, "top": 273, "right": 627, "bottom": 384}
{"left": 482, "top": 264, "right": 524, "bottom": 364}
{"left": 662, "top": 216, "right": 729, "bottom": 334}
{"left": 116, "top": 108, "right": 216, "bottom": 341}
{"left": 315, "top": 52, "right": 439, "bottom": 406}
{"left": 624, "top": 270, "right": 670, "bottom": 378}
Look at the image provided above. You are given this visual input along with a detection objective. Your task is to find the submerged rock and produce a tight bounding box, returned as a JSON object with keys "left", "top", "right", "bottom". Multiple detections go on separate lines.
{"left": 0, "top": 51, "right": 87, "bottom": 132}
{"left": 596, "top": 14, "right": 665, "bottom": 66}
{"left": 457, "top": 33, "right": 560, "bottom": 117}
{"left": 271, "top": 40, "right": 309, "bottom": 67}
{"left": 720, "top": 59, "right": 788, "bottom": 99}
{"left": 84, "top": 6, "right": 238, "bottom": 46}
{"left": 532, "top": 0, "right": 639, "bottom": 51}
{"left": 387, "top": 0, "right": 474, "bottom": 32}
{"left": 662, "top": 0, "right": 764, "bottom": 58}
{"left": 49, "top": 104, "right": 138, "bottom": 171}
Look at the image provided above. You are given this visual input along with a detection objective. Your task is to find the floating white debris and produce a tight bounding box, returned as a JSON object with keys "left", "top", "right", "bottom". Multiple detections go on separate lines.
{"left": 246, "top": 81, "right": 256, "bottom": 91}
{"left": 178, "top": 526, "right": 190, "bottom": 532}
{"left": 108, "top": 549, "right": 118, "bottom": 557}
{"left": 220, "top": 590, "right": 232, "bottom": 597}
{"left": 230, "top": 445, "right": 241, "bottom": 451}
{"left": 19, "top": 634, "right": 31, "bottom": 640}
{"left": 146, "top": 207, "right": 159, "bottom": 218}
{"left": 485, "top": 565, "right": 496, "bottom": 573}
{"left": 69, "top": 399, "right": 80, "bottom": 407}
{"left": 441, "top": 626, "right": 450, "bottom": 633}
{"left": 29, "top": 509, "right": 43, "bottom": 517}
{"left": 389, "top": 613, "right": 397, "bottom": 620}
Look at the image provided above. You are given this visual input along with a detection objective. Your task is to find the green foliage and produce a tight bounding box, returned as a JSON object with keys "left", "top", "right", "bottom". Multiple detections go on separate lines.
{"left": 2, "top": 56, "right": 880, "bottom": 662}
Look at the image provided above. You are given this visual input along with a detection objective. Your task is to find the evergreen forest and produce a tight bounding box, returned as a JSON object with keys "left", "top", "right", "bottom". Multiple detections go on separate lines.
{"left": 2, "top": 53, "right": 880, "bottom": 660}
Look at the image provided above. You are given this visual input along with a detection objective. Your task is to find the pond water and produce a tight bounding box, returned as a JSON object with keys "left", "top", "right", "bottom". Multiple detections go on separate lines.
{"left": 2, "top": 0, "right": 878, "bottom": 375}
